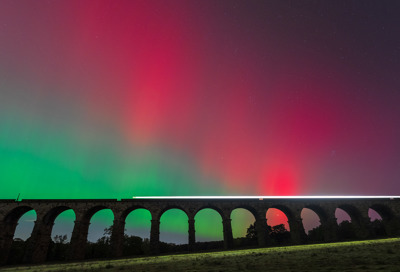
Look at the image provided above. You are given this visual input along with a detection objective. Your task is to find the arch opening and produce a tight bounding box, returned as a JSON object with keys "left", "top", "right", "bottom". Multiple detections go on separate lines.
{"left": 369, "top": 204, "right": 393, "bottom": 221}
{"left": 195, "top": 208, "right": 223, "bottom": 242}
{"left": 266, "top": 208, "right": 291, "bottom": 245}
{"left": 124, "top": 208, "right": 152, "bottom": 256}
{"left": 368, "top": 208, "right": 386, "bottom": 237}
{"left": 266, "top": 208, "right": 290, "bottom": 231}
{"left": 335, "top": 208, "right": 352, "bottom": 224}
{"left": 301, "top": 208, "right": 321, "bottom": 241}
{"left": 335, "top": 208, "right": 355, "bottom": 240}
{"left": 159, "top": 208, "right": 188, "bottom": 252}
{"left": 369, "top": 208, "right": 383, "bottom": 221}
{"left": 85, "top": 209, "right": 114, "bottom": 259}
{"left": 7, "top": 209, "right": 37, "bottom": 264}
{"left": 47, "top": 209, "right": 75, "bottom": 262}
{"left": 12, "top": 210, "right": 37, "bottom": 241}
{"left": 231, "top": 208, "right": 256, "bottom": 247}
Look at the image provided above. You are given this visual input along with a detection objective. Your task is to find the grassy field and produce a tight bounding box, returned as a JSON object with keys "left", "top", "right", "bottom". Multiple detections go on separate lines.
{"left": 1, "top": 238, "right": 400, "bottom": 272}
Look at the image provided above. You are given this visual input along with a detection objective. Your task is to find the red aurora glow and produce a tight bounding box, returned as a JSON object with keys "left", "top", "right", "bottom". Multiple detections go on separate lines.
{"left": 1, "top": 1, "right": 400, "bottom": 200}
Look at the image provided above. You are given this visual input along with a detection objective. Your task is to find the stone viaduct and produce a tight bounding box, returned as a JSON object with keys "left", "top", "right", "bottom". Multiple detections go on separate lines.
{"left": 0, "top": 197, "right": 399, "bottom": 264}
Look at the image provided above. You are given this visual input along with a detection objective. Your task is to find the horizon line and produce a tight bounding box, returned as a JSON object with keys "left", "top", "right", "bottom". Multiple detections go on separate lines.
{"left": 133, "top": 195, "right": 400, "bottom": 199}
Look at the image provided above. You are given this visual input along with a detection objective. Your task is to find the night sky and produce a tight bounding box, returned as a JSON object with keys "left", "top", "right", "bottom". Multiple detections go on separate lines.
{"left": 1, "top": 0, "right": 400, "bottom": 243}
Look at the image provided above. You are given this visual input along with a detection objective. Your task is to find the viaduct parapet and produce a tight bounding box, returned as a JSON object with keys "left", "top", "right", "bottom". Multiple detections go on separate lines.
{"left": 1, "top": 197, "right": 399, "bottom": 264}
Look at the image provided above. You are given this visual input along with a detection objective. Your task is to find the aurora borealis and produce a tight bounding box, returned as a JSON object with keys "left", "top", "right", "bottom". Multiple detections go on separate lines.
{"left": 1, "top": 1, "right": 400, "bottom": 243}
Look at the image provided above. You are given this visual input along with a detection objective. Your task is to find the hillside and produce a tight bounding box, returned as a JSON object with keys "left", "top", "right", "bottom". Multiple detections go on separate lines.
{"left": 2, "top": 238, "right": 400, "bottom": 272}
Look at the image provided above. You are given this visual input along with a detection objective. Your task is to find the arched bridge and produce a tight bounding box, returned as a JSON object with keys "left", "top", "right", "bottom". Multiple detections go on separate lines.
{"left": 1, "top": 196, "right": 399, "bottom": 264}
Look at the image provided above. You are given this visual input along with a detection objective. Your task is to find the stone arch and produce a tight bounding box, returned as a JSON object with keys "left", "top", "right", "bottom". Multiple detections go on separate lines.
{"left": 368, "top": 207, "right": 386, "bottom": 237}
{"left": 194, "top": 208, "right": 224, "bottom": 244}
{"left": 124, "top": 208, "right": 152, "bottom": 238}
{"left": 121, "top": 206, "right": 152, "bottom": 222}
{"left": 335, "top": 207, "right": 355, "bottom": 240}
{"left": 230, "top": 208, "right": 256, "bottom": 241}
{"left": 40, "top": 207, "right": 75, "bottom": 244}
{"left": 266, "top": 206, "right": 292, "bottom": 231}
{"left": 82, "top": 205, "right": 112, "bottom": 223}
{"left": 267, "top": 205, "right": 306, "bottom": 244}
{"left": 122, "top": 208, "right": 152, "bottom": 256}
{"left": 369, "top": 204, "right": 394, "bottom": 222}
{"left": 300, "top": 207, "right": 327, "bottom": 242}
{"left": 20, "top": 206, "right": 68, "bottom": 264}
{"left": 304, "top": 205, "right": 328, "bottom": 223}
{"left": 335, "top": 207, "right": 352, "bottom": 224}
{"left": 12, "top": 209, "right": 36, "bottom": 241}
{"left": 270, "top": 205, "right": 294, "bottom": 219}
{"left": 4, "top": 206, "right": 37, "bottom": 242}
{"left": 190, "top": 206, "right": 225, "bottom": 250}
{"left": 48, "top": 208, "right": 76, "bottom": 261}
{"left": 368, "top": 208, "right": 383, "bottom": 221}
{"left": 158, "top": 206, "right": 189, "bottom": 220}
{"left": 3, "top": 206, "right": 34, "bottom": 224}
{"left": 1, "top": 206, "right": 36, "bottom": 265}
{"left": 87, "top": 208, "right": 114, "bottom": 242}
{"left": 82, "top": 206, "right": 114, "bottom": 260}
{"left": 337, "top": 204, "right": 363, "bottom": 224}
{"left": 266, "top": 207, "right": 291, "bottom": 242}
{"left": 107, "top": 206, "right": 151, "bottom": 259}
{"left": 42, "top": 206, "right": 74, "bottom": 225}
{"left": 336, "top": 205, "right": 369, "bottom": 239}
{"left": 67, "top": 206, "right": 111, "bottom": 261}
{"left": 194, "top": 205, "right": 224, "bottom": 219}
{"left": 230, "top": 205, "right": 260, "bottom": 220}
{"left": 303, "top": 205, "right": 338, "bottom": 242}
{"left": 159, "top": 208, "right": 189, "bottom": 247}
{"left": 301, "top": 208, "right": 321, "bottom": 235}
{"left": 368, "top": 204, "right": 397, "bottom": 237}
{"left": 51, "top": 209, "right": 76, "bottom": 241}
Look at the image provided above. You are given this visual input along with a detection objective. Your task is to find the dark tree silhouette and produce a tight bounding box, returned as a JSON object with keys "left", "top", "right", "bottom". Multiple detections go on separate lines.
{"left": 369, "top": 219, "right": 386, "bottom": 237}
{"left": 337, "top": 220, "right": 356, "bottom": 240}
{"left": 7, "top": 238, "right": 26, "bottom": 264}
{"left": 47, "top": 235, "right": 69, "bottom": 261}
{"left": 245, "top": 223, "right": 257, "bottom": 240}
{"left": 246, "top": 223, "right": 290, "bottom": 245}
{"left": 308, "top": 225, "right": 324, "bottom": 242}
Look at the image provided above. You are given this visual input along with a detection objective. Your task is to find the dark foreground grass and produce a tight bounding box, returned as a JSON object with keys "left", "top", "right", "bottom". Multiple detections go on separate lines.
{"left": 2, "top": 238, "right": 400, "bottom": 272}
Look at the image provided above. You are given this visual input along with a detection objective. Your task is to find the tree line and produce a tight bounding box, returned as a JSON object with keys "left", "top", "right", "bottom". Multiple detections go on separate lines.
{"left": 6, "top": 219, "right": 386, "bottom": 264}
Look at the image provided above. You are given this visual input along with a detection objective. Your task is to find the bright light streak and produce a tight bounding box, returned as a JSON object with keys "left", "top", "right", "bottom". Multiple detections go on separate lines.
{"left": 133, "top": 196, "right": 400, "bottom": 199}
